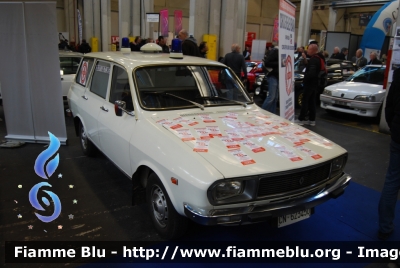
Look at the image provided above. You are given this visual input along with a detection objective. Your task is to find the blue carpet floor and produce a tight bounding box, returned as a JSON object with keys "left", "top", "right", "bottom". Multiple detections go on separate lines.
{"left": 83, "top": 181, "right": 400, "bottom": 267}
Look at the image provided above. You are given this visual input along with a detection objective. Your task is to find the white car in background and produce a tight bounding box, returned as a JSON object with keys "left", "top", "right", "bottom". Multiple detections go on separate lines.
{"left": 59, "top": 51, "right": 82, "bottom": 102}
{"left": 68, "top": 44, "right": 351, "bottom": 239}
{"left": 0, "top": 51, "right": 82, "bottom": 105}
{"left": 320, "top": 65, "right": 386, "bottom": 117}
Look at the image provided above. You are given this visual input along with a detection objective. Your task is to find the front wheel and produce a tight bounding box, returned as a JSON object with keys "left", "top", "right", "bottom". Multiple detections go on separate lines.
{"left": 146, "top": 173, "right": 188, "bottom": 240}
{"left": 295, "top": 90, "right": 304, "bottom": 108}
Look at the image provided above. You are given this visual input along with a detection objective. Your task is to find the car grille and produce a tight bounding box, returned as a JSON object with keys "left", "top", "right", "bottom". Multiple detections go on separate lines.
{"left": 257, "top": 162, "right": 331, "bottom": 198}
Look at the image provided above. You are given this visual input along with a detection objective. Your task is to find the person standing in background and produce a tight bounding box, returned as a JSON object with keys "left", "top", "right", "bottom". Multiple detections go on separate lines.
{"left": 178, "top": 29, "right": 201, "bottom": 57}
{"left": 158, "top": 36, "right": 170, "bottom": 53}
{"left": 243, "top": 46, "right": 251, "bottom": 60}
{"left": 295, "top": 44, "right": 321, "bottom": 126}
{"left": 378, "top": 67, "right": 400, "bottom": 241}
{"left": 78, "top": 39, "right": 91, "bottom": 54}
{"left": 199, "top": 42, "right": 209, "bottom": 58}
{"left": 261, "top": 43, "right": 279, "bottom": 114}
{"left": 351, "top": 49, "right": 367, "bottom": 69}
{"left": 223, "top": 44, "right": 247, "bottom": 82}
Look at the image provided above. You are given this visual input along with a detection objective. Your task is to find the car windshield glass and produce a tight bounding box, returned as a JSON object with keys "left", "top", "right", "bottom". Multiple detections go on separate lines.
{"left": 345, "top": 66, "right": 385, "bottom": 85}
{"left": 134, "top": 65, "right": 251, "bottom": 110}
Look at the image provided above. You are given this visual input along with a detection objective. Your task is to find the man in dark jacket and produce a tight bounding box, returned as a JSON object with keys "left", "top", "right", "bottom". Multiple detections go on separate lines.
{"left": 223, "top": 44, "right": 247, "bottom": 81}
{"left": 368, "top": 52, "right": 382, "bottom": 65}
{"left": 79, "top": 39, "right": 91, "bottom": 53}
{"left": 295, "top": 44, "right": 321, "bottom": 126}
{"left": 261, "top": 44, "right": 279, "bottom": 114}
{"left": 178, "top": 29, "right": 201, "bottom": 57}
{"left": 378, "top": 68, "right": 400, "bottom": 240}
{"left": 158, "top": 36, "right": 170, "bottom": 53}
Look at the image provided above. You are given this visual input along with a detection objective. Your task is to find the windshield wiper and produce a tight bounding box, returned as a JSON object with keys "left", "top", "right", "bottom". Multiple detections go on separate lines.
{"left": 164, "top": 92, "right": 204, "bottom": 110}
{"left": 198, "top": 96, "right": 248, "bottom": 108}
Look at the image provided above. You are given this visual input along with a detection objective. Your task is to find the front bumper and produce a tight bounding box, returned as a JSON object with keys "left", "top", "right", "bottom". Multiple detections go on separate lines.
{"left": 320, "top": 95, "right": 381, "bottom": 117}
{"left": 184, "top": 173, "right": 351, "bottom": 226}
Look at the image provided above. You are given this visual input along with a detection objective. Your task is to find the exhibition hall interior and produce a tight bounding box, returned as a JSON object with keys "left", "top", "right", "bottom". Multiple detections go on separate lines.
{"left": 0, "top": 0, "right": 400, "bottom": 267}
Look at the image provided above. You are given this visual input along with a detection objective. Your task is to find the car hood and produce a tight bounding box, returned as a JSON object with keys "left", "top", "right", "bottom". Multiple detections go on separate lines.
{"left": 325, "top": 81, "right": 384, "bottom": 99}
{"left": 150, "top": 106, "right": 347, "bottom": 179}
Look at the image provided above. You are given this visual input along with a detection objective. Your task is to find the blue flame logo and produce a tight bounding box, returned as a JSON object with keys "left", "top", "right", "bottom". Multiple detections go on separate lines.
{"left": 29, "top": 132, "right": 62, "bottom": 223}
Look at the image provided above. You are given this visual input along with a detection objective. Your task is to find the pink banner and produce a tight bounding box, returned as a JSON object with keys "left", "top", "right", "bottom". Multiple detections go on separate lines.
{"left": 160, "top": 9, "right": 169, "bottom": 37}
{"left": 272, "top": 16, "right": 279, "bottom": 42}
{"left": 174, "top": 10, "right": 182, "bottom": 36}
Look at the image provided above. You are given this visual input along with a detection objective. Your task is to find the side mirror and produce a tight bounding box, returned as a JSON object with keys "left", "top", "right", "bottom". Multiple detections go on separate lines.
{"left": 114, "top": 100, "right": 126, "bottom": 117}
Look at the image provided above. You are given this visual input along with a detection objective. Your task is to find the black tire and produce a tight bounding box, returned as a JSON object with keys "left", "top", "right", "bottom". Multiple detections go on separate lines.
{"left": 146, "top": 172, "right": 188, "bottom": 240}
{"left": 295, "top": 90, "right": 304, "bottom": 108}
{"left": 79, "top": 121, "right": 97, "bottom": 156}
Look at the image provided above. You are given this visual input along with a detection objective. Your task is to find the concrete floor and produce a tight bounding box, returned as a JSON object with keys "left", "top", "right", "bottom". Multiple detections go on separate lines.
{"left": 0, "top": 101, "right": 397, "bottom": 268}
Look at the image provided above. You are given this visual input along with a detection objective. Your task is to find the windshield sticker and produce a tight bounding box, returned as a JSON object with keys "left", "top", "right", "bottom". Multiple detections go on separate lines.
{"left": 305, "top": 134, "right": 333, "bottom": 147}
{"left": 225, "top": 130, "right": 244, "bottom": 141}
{"left": 199, "top": 114, "right": 216, "bottom": 123}
{"left": 282, "top": 135, "right": 309, "bottom": 146}
{"left": 220, "top": 137, "right": 241, "bottom": 149}
{"left": 229, "top": 149, "right": 256, "bottom": 165}
{"left": 241, "top": 140, "right": 266, "bottom": 153}
{"left": 220, "top": 112, "right": 239, "bottom": 119}
{"left": 156, "top": 119, "right": 183, "bottom": 130}
{"left": 296, "top": 146, "right": 322, "bottom": 160}
{"left": 95, "top": 65, "right": 110, "bottom": 74}
{"left": 80, "top": 61, "right": 89, "bottom": 85}
{"left": 194, "top": 128, "right": 212, "bottom": 140}
{"left": 193, "top": 139, "right": 210, "bottom": 152}
{"left": 174, "top": 117, "right": 199, "bottom": 127}
{"left": 175, "top": 129, "right": 195, "bottom": 141}
{"left": 206, "top": 126, "right": 223, "bottom": 137}
{"left": 275, "top": 146, "right": 303, "bottom": 162}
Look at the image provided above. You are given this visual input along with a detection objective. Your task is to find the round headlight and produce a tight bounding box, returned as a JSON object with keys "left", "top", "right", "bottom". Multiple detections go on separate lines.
{"left": 215, "top": 181, "right": 242, "bottom": 201}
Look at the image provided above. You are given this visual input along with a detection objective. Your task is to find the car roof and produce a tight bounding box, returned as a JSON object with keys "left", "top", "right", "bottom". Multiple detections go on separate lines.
{"left": 59, "top": 51, "right": 83, "bottom": 57}
{"left": 82, "top": 51, "right": 225, "bottom": 70}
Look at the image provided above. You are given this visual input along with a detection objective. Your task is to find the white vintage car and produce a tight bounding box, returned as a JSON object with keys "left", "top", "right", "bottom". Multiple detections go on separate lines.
{"left": 320, "top": 65, "right": 386, "bottom": 117}
{"left": 59, "top": 51, "right": 83, "bottom": 101}
{"left": 68, "top": 44, "right": 351, "bottom": 239}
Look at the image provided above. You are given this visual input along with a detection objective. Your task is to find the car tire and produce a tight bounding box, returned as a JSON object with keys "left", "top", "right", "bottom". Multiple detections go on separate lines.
{"left": 79, "top": 121, "right": 96, "bottom": 157}
{"left": 146, "top": 172, "right": 188, "bottom": 240}
{"left": 295, "top": 90, "right": 304, "bottom": 108}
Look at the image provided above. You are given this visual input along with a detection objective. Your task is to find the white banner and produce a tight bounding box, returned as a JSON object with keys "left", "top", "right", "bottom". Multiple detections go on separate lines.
{"left": 77, "top": 9, "right": 82, "bottom": 44}
{"left": 278, "top": 0, "right": 296, "bottom": 121}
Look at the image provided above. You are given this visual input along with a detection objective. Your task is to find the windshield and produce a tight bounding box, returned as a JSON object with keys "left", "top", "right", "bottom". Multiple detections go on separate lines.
{"left": 345, "top": 66, "right": 385, "bottom": 85}
{"left": 134, "top": 65, "right": 251, "bottom": 110}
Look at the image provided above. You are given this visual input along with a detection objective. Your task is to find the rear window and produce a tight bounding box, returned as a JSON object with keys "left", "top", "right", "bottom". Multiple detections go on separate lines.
{"left": 60, "top": 56, "right": 82, "bottom": 75}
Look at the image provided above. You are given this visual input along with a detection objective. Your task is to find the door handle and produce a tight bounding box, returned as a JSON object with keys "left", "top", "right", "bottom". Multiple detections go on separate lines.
{"left": 100, "top": 106, "right": 109, "bottom": 112}
{"left": 81, "top": 95, "right": 88, "bottom": 100}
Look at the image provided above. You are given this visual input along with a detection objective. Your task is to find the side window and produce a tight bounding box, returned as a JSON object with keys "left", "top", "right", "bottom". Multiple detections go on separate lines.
{"left": 90, "top": 61, "right": 111, "bottom": 99}
{"left": 76, "top": 58, "right": 94, "bottom": 86}
{"left": 60, "top": 57, "right": 82, "bottom": 75}
{"left": 109, "top": 66, "right": 133, "bottom": 111}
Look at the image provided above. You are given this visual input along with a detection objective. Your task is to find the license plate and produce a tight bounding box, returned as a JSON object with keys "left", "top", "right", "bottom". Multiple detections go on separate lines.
{"left": 277, "top": 209, "right": 311, "bottom": 227}
{"left": 335, "top": 100, "right": 348, "bottom": 106}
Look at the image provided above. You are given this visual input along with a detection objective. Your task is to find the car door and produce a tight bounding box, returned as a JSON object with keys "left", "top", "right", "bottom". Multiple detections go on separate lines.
{"left": 97, "top": 64, "right": 135, "bottom": 175}
{"left": 81, "top": 60, "right": 111, "bottom": 147}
